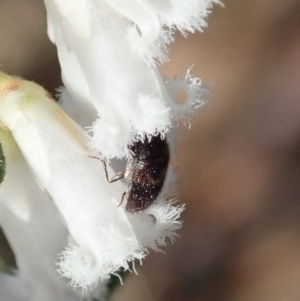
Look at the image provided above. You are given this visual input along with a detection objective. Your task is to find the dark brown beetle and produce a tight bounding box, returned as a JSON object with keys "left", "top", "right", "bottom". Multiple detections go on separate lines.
{"left": 99, "top": 134, "right": 170, "bottom": 213}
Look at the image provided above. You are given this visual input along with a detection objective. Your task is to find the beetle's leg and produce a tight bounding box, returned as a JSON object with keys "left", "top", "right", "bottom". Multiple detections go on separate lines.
{"left": 118, "top": 192, "right": 126, "bottom": 207}
{"left": 107, "top": 170, "right": 125, "bottom": 183}
{"left": 89, "top": 155, "right": 125, "bottom": 183}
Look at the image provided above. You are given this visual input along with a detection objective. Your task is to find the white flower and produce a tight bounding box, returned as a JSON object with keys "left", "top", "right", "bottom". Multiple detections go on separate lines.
{"left": 0, "top": 73, "right": 139, "bottom": 289}
{"left": 0, "top": 0, "right": 217, "bottom": 294}
{"left": 43, "top": 0, "right": 216, "bottom": 159}
{"left": 0, "top": 122, "right": 106, "bottom": 300}
{"left": 0, "top": 72, "right": 184, "bottom": 291}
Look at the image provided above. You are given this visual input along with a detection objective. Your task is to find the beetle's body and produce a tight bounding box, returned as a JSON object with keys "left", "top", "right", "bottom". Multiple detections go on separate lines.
{"left": 124, "top": 135, "right": 170, "bottom": 212}
{"left": 95, "top": 134, "right": 170, "bottom": 213}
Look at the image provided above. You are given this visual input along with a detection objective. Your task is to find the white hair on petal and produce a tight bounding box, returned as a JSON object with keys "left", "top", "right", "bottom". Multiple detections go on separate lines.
{"left": 165, "top": 67, "right": 210, "bottom": 127}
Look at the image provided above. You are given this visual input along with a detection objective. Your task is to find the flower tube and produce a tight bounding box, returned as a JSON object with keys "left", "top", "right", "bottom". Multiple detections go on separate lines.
{"left": 0, "top": 72, "right": 143, "bottom": 289}
{"left": 0, "top": 124, "right": 106, "bottom": 300}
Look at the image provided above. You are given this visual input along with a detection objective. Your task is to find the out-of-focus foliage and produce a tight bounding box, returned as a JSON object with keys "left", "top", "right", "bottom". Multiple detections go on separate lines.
{"left": 0, "top": 229, "right": 16, "bottom": 275}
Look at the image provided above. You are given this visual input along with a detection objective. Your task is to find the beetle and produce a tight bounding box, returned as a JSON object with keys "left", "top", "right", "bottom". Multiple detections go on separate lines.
{"left": 97, "top": 134, "right": 170, "bottom": 213}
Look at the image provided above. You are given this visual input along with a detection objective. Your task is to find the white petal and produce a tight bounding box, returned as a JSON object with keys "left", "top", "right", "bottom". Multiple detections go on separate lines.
{"left": 105, "top": 0, "right": 161, "bottom": 44}
{"left": 44, "top": 0, "right": 171, "bottom": 158}
{"left": 0, "top": 74, "right": 142, "bottom": 288}
{"left": 0, "top": 126, "right": 98, "bottom": 300}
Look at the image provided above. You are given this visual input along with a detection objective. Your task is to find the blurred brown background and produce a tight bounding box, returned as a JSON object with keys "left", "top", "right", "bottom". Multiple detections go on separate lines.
{"left": 1, "top": 0, "right": 300, "bottom": 300}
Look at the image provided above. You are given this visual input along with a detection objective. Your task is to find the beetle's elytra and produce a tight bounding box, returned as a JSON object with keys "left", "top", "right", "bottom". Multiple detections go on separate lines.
{"left": 98, "top": 134, "right": 170, "bottom": 213}
{"left": 125, "top": 134, "right": 170, "bottom": 212}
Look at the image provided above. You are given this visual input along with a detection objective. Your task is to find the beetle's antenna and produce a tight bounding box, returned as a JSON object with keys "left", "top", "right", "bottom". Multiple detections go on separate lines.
{"left": 88, "top": 155, "right": 125, "bottom": 183}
